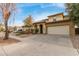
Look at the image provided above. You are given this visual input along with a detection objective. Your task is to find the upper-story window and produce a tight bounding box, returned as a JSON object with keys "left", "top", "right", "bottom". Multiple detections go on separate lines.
{"left": 53, "top": 17, "right": 56, "bottom": 22}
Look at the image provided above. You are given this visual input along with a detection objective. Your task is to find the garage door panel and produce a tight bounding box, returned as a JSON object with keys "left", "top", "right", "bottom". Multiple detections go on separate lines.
{"left": 48, "top": 26, "right": 69, "bottom": 35}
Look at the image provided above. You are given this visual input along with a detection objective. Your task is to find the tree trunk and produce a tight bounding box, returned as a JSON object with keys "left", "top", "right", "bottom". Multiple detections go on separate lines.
{"left": 3, "top": 20, "right": 9, "bottom": 40}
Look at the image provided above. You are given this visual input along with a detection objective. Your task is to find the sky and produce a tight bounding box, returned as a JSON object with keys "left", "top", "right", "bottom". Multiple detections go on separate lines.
{"left": 7, "top": 3, "right": 66, "bottom": 26}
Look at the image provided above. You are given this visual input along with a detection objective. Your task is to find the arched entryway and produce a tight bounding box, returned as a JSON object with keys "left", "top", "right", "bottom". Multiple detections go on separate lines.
{"left": 40, "top": 24, "right": 43, "bottom": 34}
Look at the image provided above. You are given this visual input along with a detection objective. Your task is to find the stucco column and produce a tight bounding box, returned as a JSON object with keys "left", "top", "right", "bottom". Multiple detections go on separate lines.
{"left": 37, "top": 24, "right": 40, "bottom": 34}
{"left": 69, "top": 21, "right": 75, "bottom": 39}
{"left": 45, "top": 24, "right": 48, "bottom": 34}
{"left": 43, "top": 23, "right": 46, "bottom": 34}
{"left": 32, "top": 25, "right": 35, "bottom": 33}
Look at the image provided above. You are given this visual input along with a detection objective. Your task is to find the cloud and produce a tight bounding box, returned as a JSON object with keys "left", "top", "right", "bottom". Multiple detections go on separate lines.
{"left": 40, "top": 3, "right": 65, "bottom": 9}
{"left": 40, "top": 4, "right": 53, "bottom": 8}
{"left": 52, "top": 3, "right": 65, "bottom": 8}
{"left": 13, "top": 23, "right": 24, "bottom": 26}
{"left": 16, "top": 8, "right": 23, "bottom": 13}
{"left": 25, "top": 3, "right": 40, "bottom": 7}
{"left": 17, "top": 3, "right": 65, "bottom": 9}
{"left": 17, "top": 3, "right": 40, "bottom": 8}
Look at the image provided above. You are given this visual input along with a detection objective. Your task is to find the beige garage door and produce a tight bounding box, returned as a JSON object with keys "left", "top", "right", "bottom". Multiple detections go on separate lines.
{"left": 48, "top": 25, "right": 69, "bottom": 35}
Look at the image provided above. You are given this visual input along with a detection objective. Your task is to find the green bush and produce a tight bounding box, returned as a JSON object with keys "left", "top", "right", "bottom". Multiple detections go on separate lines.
{"left": 35, "top": 28, "right": 39, "bottom": 34}
{"left": 31, "top": 29, "right": 35, "bottom": 34}
{"left": 0, "top": 27, "right": 4, "bottom": 32}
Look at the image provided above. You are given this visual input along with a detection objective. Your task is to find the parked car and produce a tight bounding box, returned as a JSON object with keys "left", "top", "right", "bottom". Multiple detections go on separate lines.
{"left": 14, "top": 29, "right": 23, "bottom": 33}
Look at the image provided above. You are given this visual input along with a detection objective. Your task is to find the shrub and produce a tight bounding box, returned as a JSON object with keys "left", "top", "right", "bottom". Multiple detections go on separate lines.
{"left": 35, "top": 28, "right": 39, "bottom": 34}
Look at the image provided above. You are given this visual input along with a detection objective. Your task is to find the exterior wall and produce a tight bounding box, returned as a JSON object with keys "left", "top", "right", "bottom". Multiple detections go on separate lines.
{"left": 16, "top": 26, "right": 23, "bottom": 31}
{"left": 46, "top": 21, "right": 71, "bottom": 27}
{"left": 69, "top": 21, "right": 75, "bottom": 39}
{"left": 33, "top": 23, "right": 46, "bottom": 34}
{"left": 37, "top": 24, "right": 40, "bottom": 33}
{"left": 47, "top": 14, "right": 64, "bottom": 22}
{"left": 42, "top": 23, "right": 46, "bottom": 34}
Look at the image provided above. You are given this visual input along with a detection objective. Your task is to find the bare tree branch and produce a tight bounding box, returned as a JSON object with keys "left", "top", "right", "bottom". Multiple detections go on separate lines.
{"left": 0, "top": 3, "right": 16, "bottom": 40}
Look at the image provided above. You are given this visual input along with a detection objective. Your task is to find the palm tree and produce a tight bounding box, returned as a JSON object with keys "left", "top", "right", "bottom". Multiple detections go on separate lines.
{"left": 0, "top": 3, "right": 16, "bottom": 40}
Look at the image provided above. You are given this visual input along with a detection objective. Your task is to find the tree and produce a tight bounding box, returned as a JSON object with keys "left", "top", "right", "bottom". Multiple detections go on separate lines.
{"left": 14, "top": 26, "right": 17, "bottom": 31}
{"left": 23, "top": 16, "right": 33, "bottom": 33}
{"left": 0, "top": 3, "right": 16, "bottom": 40}
{"left": 0, "top": 23, "right": 4, "bottom": 32}
{"left": 23, "top": 15, "right": 33, "bottom": 27}
{"left": 65, "top": 3, "right": 79, "bottom": 27}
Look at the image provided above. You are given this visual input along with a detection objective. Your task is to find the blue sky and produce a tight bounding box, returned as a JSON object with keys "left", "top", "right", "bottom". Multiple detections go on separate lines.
{"left": 8, "top": 3, "right": 66, "bottom": 26}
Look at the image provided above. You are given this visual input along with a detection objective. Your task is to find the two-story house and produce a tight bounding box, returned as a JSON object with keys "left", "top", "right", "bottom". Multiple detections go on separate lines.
{"left": 33, "top": 13, "right": 75, "bottom": 38}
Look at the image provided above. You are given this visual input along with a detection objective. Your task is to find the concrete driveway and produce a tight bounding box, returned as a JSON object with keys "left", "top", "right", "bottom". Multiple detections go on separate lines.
{"left": 0, "top": 33, "right": 78, "bottom": 56}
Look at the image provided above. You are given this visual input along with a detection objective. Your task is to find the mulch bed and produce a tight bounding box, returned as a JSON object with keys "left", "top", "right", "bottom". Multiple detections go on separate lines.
{"left": 0, "top": 37, "right": 21, "bottom": 46}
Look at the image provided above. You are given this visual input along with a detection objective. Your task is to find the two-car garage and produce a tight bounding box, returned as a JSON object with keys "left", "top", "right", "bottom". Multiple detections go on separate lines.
{"left": 46, "top": 20, "right": 75, "bottom": 37}
{"left": 47, "top": 26, "right": 69, "bottom": 35}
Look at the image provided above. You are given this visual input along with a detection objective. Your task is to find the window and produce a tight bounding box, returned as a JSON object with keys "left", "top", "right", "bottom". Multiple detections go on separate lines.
{"left": 53, "top": 17, "right": 56, "bottom": 22}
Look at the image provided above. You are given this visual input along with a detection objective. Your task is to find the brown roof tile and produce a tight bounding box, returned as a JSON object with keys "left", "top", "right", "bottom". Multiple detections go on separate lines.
{"left": 48, "top": 13, "right": 63, "bottom": 17}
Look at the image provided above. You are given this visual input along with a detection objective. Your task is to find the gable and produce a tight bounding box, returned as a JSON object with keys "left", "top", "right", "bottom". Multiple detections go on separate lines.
{"left": 47, "top": 13, "right": 64, "bottom": 22}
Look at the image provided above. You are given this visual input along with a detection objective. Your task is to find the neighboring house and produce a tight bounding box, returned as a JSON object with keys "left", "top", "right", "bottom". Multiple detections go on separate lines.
{"left": 33, "top": 13, "right": 75, "bottom": 37}
{"left": 8, "top": 26, "right": 23, "bottom": 32}
{"left": 0, "top": 24, "right": 4, "bottom": 32}
{"left": 0, "top": 24, "right": 14, "bottom": 32}
{"left": 14, "top": 26, "right": 23, "bottom": 31}
{"left": 8, "top": 26, "right": 16, "bottom": 32}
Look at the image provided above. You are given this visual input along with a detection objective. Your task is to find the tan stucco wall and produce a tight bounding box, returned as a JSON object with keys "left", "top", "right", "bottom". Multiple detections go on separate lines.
{"left": 33, "top": 23, "right": 46, "bottom": 34}
{"left": 48, "top": 14, "right": 64, "bottom": 22}
{"left": 47, "top": 21, "right": 71, "bottom": 27}
{"left": 37, "top": 24, "right": 40, "bottom": 33}
{"left": 42, "top": 23, "right": 46, "bottom": 34}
